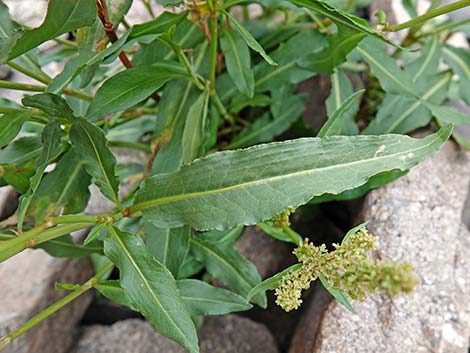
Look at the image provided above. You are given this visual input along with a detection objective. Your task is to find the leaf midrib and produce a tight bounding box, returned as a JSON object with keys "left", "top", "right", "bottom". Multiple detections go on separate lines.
{"left": 132, "top": 130, "right": 445, "bottom": 212}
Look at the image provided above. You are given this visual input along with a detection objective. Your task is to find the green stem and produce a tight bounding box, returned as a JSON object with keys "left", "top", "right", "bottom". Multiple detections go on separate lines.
{"left": 141, "top": 0, "right": 155, "bottom": 17}
{"left": 7, "top": 61, "right": 52, "bottom": 85}
{"left": 0, "top": 222, "right": 95, "bottom": 263}
{"left": 389, "top": 0, "right": 470, "bottom": 31}
{"left": 108, "top": 140, "right": 151, "bottom": 153}
{"left": 0, "top": 80, "right": 92, "bottom": 101}
{"left": 0, "top": 263, "right": 114, "bottom": 350}
{"left": 53, "top": 37, "right": 78, "bottom": 49}
{"left": 0, "top": 107, "right": 29, "bottom": 114}
{"left": 208, "top": 14, "right": 219, "bottom": 95}
{"left": 211, "top": 92, "right": 233, "bottom": 122}
{"left": 281, "top": 224, "right": 302, "bottom": 245}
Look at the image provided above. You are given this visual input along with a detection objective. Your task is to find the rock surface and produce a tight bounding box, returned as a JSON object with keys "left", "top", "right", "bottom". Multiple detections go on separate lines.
{"left": 71, "top": 316, "right": 279, "bottom": 353}
{"left": 0, "top": 252, "right": 94, "bottom": 353}
{"left": 289, "top": 142, "right": 470, "bottom": 353}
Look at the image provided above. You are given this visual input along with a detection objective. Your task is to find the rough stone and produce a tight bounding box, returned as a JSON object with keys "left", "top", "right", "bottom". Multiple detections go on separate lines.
{"left": 71, "top": 315, "right": 279, "bottom": 353}
{"left": 0, "top": 252, "right": 94, "bottom": 353}
{"left": 289, "top": 142, "right": 470, "bottom": 353}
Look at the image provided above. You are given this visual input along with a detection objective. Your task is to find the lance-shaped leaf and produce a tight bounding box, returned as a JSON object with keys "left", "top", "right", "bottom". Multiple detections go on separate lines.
{"left": 129, "top": 11, "right": 186, "bottom": 39}
{"left": 132, "top": 126, "right": 451, "bottom": 231}
{"left": 0, "top": 111, "right": 29, "bottom": 148}
{"left": 70, "top": 118, "right": 120, "bottom": 205}
{"left": 442, "top": 46, "right": 470, "bottom": 104}
{"left": 86, "top": 63, "right": 188, "bottom": 120}
{"left": 17, "top": 119, "right": 63, "bottom": 230}
{"left": 190, "top": 236, "right": 267, "bottom": 307}
{"left": 224, "top": 11, "right": 276, "bottom": 66}
{"left": 289, "top": 0, "right": 394, "bottom": 45}
{"left": 104, "top": 226, "right": 199, "bottom": 353}
{"left": 144, "top": 222, "right": 190, "bottom": 279}
{"left": 38, "top": 235, "right": 103, "bottom": 258}
{"left": 355, "top": 37, "right": 415, "bottom": 97}
{"left": 220, "top": 27, "right": 254, "bottom": 98}
{"left": 177, "top": 279, "right": 252, "bottom": 316}
{"left": 5, "top": 0, "right": 96, "bottom": 61}
{"left": 318, "top": 90, "right": 364, "bottom": 137}
{"left": 325, "top": 69, "right": 360, "bottom": 135}
{"left": 182, "top": 90, "right": 209, "bottom": 164}
{"left": 0, "top": 2, "right": 22, "bottom": 63}
{"left": 428, "top": 104, "right": 470, "bottom": 125}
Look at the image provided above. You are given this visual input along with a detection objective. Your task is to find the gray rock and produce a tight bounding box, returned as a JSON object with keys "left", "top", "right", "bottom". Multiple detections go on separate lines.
{"left": 289, "top": 142, "right": 470, "bottom": 353}
{"left": 0, "top": 186, "right": 17, "bottom": 221}
{"left": 71, "top": 315, "right": 279, "bottom": 353}
{"left": 0, "top": 251, "right": 94, "bottom": 353}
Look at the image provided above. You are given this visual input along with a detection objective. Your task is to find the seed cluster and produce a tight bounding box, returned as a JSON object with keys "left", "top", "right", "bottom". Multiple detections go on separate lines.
{"left": 275, "top": 229, "right": 419, "bottom": 312}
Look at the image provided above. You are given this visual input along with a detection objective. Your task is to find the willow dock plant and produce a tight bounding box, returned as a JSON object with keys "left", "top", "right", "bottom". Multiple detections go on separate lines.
{"left": 0, "top": 0, "right": 469, "bottom": 351}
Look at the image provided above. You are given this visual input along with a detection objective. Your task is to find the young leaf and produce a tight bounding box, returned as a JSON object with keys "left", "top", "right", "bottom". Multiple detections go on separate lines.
{"left": 442, "top": 46, "right": 470, "bottom": 104}
{"left": 177, "top": 279, "right": 252, "bottom": 316}
{"left": 197, "top": 226, "right": 244, "bottom": 245}
{"left": 246, "top": 263, "right": 302, "bottom": 302}
{"left": 318, "top": 90, "right": 364, "bottom": 137}
{"left": 319, "top": 275, "right": 356, "bottom": 314}
{"left": 325, "top": 69, "right": 360, "bottom": 135}
{"left": 190, "top": 236, "right": 267, "bottom": 307}
{"left": 132, "top": 126, "right": 452, "bottom": 231}
{"left": 182, "top": 90, "right": 209, "bottom": 164}
{"left": 129, "top": 12, "right": 187, "bottom": 39}
{"left": 70, "top": 118, "right": 120, "bottom": 205}
{"left": 144, "top": 223, "right": 190, "bottom": 279}
{"left": 22, "top": 93, "right": 76, "bottom": 122}
{"left": 104, "top": 226, "right": 199, "bottom": 353}
{"left": 86, "top": 63, "right": 188, "bottom": 120}
{"left": 220, "top": 27, "right": 254, "bottom": 98}
{"left": 5, "top": 0, "right": 96, "bottom": 61}
{"left": 224, "top": 11, "right": 276, "bottom": 66}
{"left": 0, "top": 111, "right": 29, "bottom": 148}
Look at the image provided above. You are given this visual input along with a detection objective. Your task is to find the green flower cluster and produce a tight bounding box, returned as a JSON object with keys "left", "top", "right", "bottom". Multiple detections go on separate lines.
{"left": 275, "top": 229, "right": 419, "bottom": 312}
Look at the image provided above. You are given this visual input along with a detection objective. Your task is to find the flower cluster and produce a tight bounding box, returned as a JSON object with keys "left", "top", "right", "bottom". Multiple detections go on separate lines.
{"left": 275, "top": 228, "right": 419, "bottom": 312}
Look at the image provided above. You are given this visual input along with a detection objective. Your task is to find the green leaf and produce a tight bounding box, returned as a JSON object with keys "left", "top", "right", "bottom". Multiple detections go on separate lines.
{"left": 325, "top": 69, "right": 360, "bottom": 135}
{"left": 86, "top": 63, "right": 188, "bottom": 120}
{"left": 178, "top": 279, "right": 252, "bottom": 316}
{"left": 318, "top": 90, "right": 364, "bottom": 137}
{"left": 38, "top": 235, "right": 103, "bottom": 258}
{"left": 355, "top": 37, "right": 415, "bottom": 97}
{"left": 70, "top": 118, "right": 120, "bottom": 205}
{"left": 29, "top": 149, "right": 91, "bottom": 221}
{"left": 300, "top": 25, "right": 366, "bottom": 73}
{"left": 289, "top": 0, "right": 394, "bottom": 45}
{"left": 224, "top": 11, "right": 276, "bottom": 65}
{"left": 0, "top": 2, "right": 23, "bottom": 63}
{"left": 144, "top": 223, "right": 190, "bottom": 279}
{"left": 133, "top": 126, "right": 451, "bottom": 231}
{"left": 341, "top": 221, "right": 368, "bottom": 244}
{"left": 5, "top": 0, "right": 96, "bottom": 61}
{"left": 129, "top": 12, "right": 187, "bottom": 39}
{"left": 442, "top": 46, "right": 470, "bottom": 104}
{"left": 17, "top": 119, "right": 63, "bottom": 230}
{"left": 0, "top": 111, "right": 29, "bottom": 148}
{"left": 190, "top": 236, "right": 266, "bottom": 307}
{"left": 22, "top": 93, "right": 75, "bottom": 122}
{"left": 95, "top": 280, "right": 129, "bottom": 307}
{"left": 0, "top": 136, "right": 42, "bottom": 165}
{"left": 246, "top": 263, "right": 302, "bottom": 302}
{"left": 220, "top": 27, "right": 254, "bottom": 98}
{"left": 197, "top": 226, "right": 244, "bottom": 245}
{"left": 47, "top": 35, "right": 129, "bottom": 95}
{"left": 319, "top": 275, "right": 356, "bottom": 314}
{"left": 182, "top": 91, "right": 209, "bottom": 164}
{"left": 104, "top": 226, "right": 199, "bottom": 353}
{"left": 257, "top": 222, "right": 296, "bottom": 243}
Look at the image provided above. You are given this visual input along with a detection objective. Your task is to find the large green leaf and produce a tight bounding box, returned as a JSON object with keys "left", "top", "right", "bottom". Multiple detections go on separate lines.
{"left": 220, "top": 27, "right": 254, "bottom": 98}
{"left": 190, "top": 236, "right": 266, "bottom": 307}
{"left": 132, "top": 126, "right": 451, "bottom": 230}
{"left": 86, "top": 63, "right": 188, "bottom": 120}
{"left": 0, "top": 111, "right": 29, "bottom": 148}
{"left": 104, "top": 226, "right": 199, "bottom": 353}
{"left": 177, "top": 279, "right": 252, "bottom": 316}
{"left": 70, "top": 118, "right": 120, "bottom": 205}
{"left": 5, "top": 0, "right": 96, "bottom": 61}
{"left": 144, "top": 223, "right": 190, "bottom": 279}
